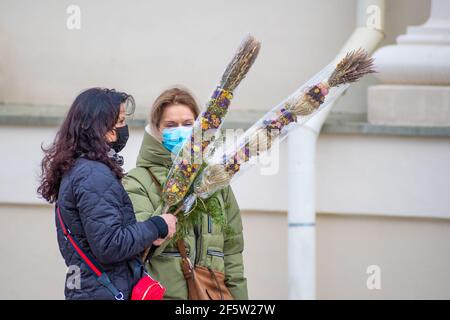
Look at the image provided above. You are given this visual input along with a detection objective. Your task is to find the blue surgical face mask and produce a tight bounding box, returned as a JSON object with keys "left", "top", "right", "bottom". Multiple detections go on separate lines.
{"left": 162, "top": 126, "right": 192, "bottom": 154}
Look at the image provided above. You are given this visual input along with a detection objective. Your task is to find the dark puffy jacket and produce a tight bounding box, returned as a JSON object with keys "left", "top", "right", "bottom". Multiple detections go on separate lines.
{"left": 56, "top": 157, "right": 164, "bottom": 300}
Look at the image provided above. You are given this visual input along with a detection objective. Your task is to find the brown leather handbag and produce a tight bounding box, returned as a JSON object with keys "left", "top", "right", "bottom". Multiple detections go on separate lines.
{"left": 147, "top": 169, "right": 233, "bottom": 300}
{"left": 177, "top": 239, "right": 233, "bottom": 300}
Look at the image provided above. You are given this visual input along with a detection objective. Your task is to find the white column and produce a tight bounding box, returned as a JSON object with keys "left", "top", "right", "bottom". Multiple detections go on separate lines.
{"left": 288, "top": 126, "right": 317, "bottom": 300}
{"left": 287, "top": 0, "right": 386, "bottom": 300}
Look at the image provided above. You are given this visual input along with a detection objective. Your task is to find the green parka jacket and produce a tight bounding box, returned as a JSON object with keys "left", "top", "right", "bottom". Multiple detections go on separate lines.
{"left": 122, "top": 128, "right": 248, "bottom": 300}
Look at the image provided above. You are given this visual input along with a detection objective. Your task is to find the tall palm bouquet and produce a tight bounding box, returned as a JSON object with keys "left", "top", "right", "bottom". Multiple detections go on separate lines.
{"left": 183, "top": 49, "right": 376, "bottom": 216}
{"left": 161, "top": 35, "right": 261, "bottom": 214}
{"left": 160, "top": 47, "right": 375, "bottom": 240}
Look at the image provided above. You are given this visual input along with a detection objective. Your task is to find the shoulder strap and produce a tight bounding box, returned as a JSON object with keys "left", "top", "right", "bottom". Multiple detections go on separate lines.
{"left": 142, "top": 169, "right": 163, "bottom": 262}
{"left": 148, "top": 169, "right": 163, "bottom": 194}
{"left": 56, "top": 204, "right": 125, "bottom": 300}
{"left": 177, "top": 239, "right": 196, "bottom": 282}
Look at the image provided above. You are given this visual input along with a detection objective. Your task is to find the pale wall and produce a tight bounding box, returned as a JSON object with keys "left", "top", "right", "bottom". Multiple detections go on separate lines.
{"left": 317, "top": 214, "right": 450, "bottom": 299}
{"left": 0, "top": 0, "right": 430, "bottom": 114}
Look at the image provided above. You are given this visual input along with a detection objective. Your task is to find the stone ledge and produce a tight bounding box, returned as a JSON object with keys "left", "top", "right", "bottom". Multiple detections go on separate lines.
{"left": 1, "top": 103, "right": 450, "bottom": 137}
{"left": 368, "top": 85, "right": 450, "bottom": 127}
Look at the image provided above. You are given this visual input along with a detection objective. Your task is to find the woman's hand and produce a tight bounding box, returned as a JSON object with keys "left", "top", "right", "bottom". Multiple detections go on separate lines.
{"left": 161, "top": 213, "right": 177, "bottom": 237}
{"left": 152, "top": 238, "right": 165, "bottom": 246}
{"left": 152, "top": 213, "right": 177, "bottom": 246}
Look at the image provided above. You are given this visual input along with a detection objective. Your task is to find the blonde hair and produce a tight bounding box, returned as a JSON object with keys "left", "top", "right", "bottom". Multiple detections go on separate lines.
{"left": 149, "top": 87, "right": 200, "bottom": 135}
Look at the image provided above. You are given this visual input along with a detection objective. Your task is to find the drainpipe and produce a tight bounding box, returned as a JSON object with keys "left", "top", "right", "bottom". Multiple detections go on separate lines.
{"left": 287, "top": 0, "right": 386, "bottom": 300}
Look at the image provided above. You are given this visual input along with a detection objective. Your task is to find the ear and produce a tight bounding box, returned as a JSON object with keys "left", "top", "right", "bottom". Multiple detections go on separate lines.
{"left": 105, "top": 129, "right": 117, "bottom": 143}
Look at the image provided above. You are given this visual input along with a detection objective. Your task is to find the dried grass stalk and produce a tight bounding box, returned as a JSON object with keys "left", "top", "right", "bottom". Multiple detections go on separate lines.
{"left": 194, "top": 49, "right": 375, "bottom": 198}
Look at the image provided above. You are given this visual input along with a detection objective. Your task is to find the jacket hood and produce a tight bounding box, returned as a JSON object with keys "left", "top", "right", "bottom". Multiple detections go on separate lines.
{"left": 136, "top": 125, "right": 173, "bottom": 169}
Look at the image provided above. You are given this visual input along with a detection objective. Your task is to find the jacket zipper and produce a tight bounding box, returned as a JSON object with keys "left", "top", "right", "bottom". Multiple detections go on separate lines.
{"left": 207, "top": 215, "right": 212, "bottom": 233}
{"left": 194, "top": 223, "right": 202, "bottom": 265}
{"left": 193, "top": 226, "right": 197, "bottom": 264}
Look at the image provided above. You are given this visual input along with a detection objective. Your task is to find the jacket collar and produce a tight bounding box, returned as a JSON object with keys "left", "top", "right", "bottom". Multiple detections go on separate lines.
{"left": 136, "top": 125, "right": 173, "bottom": 170}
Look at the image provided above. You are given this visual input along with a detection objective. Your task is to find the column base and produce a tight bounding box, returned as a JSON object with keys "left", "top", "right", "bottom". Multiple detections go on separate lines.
{"left": 368, "top": 85, "right": 450, "bottom": 127}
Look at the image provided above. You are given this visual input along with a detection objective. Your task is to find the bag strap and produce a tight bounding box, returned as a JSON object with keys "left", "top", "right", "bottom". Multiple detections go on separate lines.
{"left": 56, "top": 204, "right": 125, "bottom": 300}
{"left": 142, "top": 170, "right": 162, "bottom": 261}
{"left": 175, "top": 236, "right": 201, "bottom": 301}
{"left": 176, "top": 239, "right": 194, "bottom": 277}
{"left": 148, "top": 168, "right": 163, "bottom": 194}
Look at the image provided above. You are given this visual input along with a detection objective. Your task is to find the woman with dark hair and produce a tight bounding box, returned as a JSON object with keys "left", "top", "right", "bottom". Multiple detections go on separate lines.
{"left": 38, "top": 88, "right": 177, "bottom": 300}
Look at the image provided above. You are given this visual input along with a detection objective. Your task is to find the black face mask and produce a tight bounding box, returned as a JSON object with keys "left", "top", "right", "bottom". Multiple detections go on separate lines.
{"left": 110, "top": 125, "right": 129, "bottom": 153}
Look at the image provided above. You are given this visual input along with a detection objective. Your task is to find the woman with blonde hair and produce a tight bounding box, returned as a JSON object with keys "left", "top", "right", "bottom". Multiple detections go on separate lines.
{"left": 123, "top": 87, "right": 248, "bottom": 300}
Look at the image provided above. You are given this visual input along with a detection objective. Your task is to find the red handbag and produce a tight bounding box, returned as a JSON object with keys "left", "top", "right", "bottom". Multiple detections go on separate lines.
{"left": 56, "top": 204, "right": 165, "bottom": 300}
{"left": 131, "top": 273, "right": 165, "bottom": 300}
